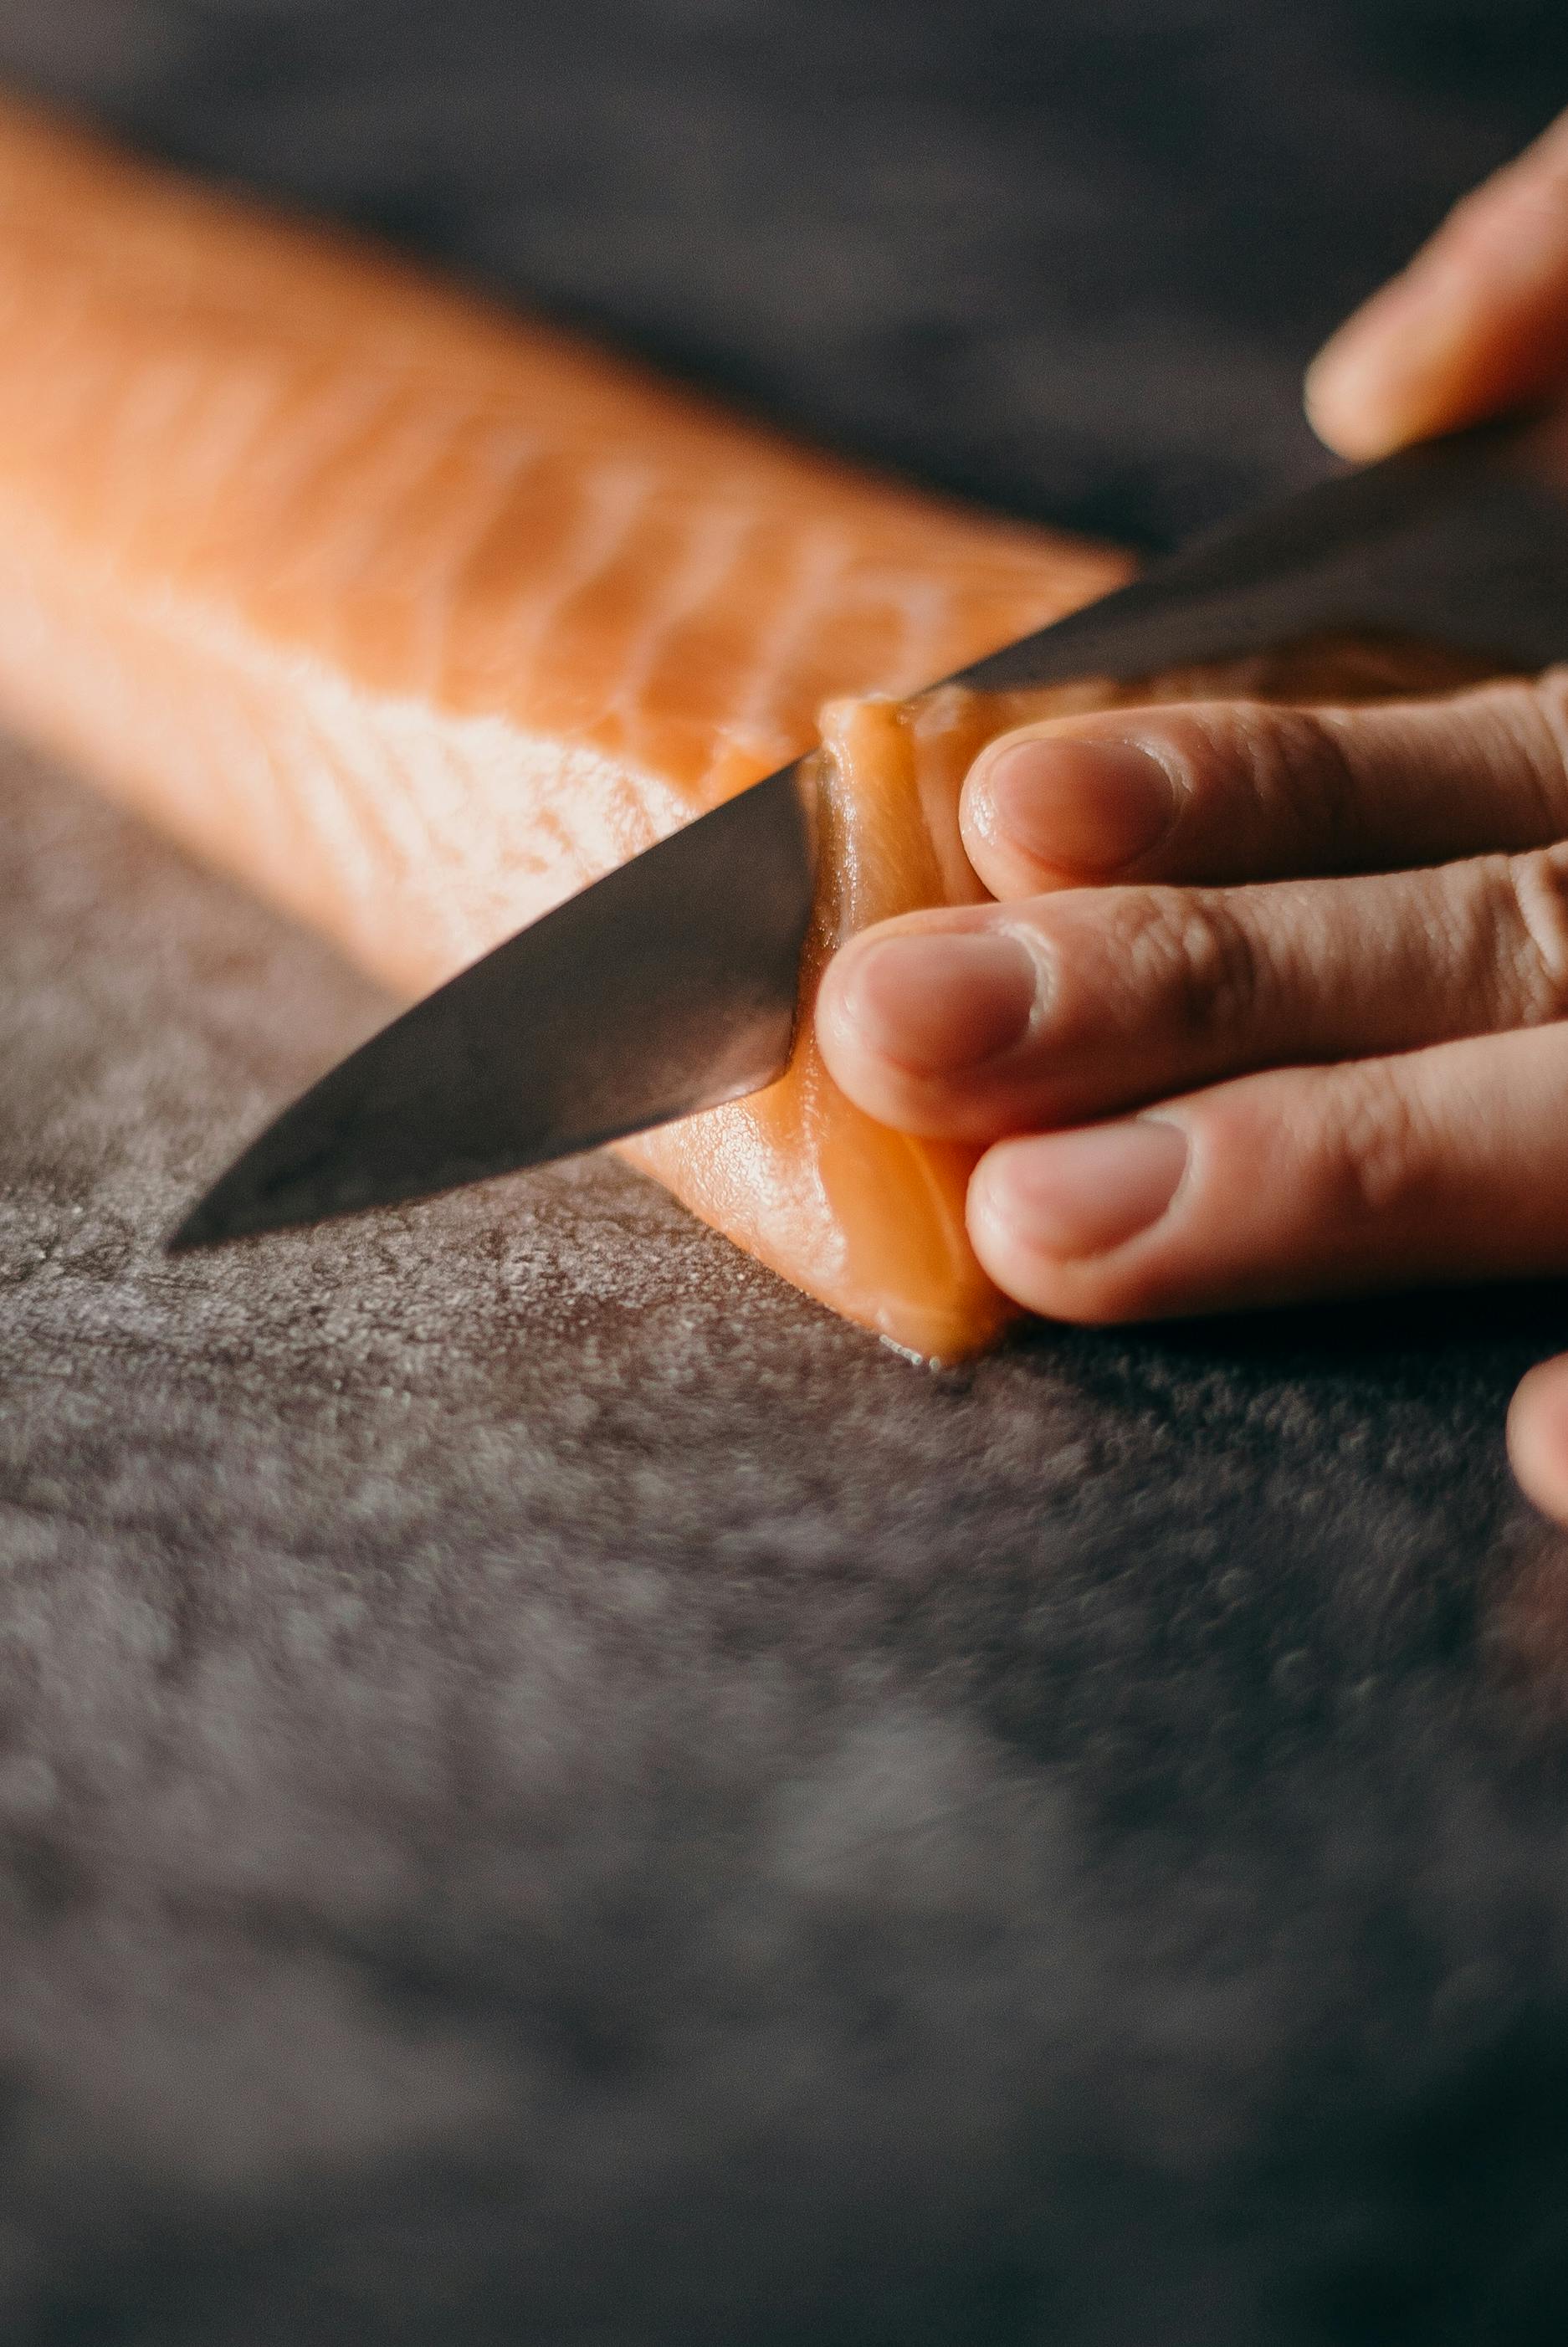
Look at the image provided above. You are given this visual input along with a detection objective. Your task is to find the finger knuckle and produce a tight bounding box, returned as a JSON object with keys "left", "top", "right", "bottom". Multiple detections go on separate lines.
{"left": 1110, "top": 888, "right": 1268, "bottom": 1042}
{"left": 1257, "top": 706, "right": 1363, "bottom": 845}
{"left": 1322, "top": 1068, "right": 1436, "bottom": 1229}
{"left": 1089, "top": 882, "right": 1258, "bottom": 1042}
{"left": 1470, "top": 677, "right": 1568, "bottom": 832}
{"left": 1498, "top": 845, "right": 1568, "bottom": 1020}
{"left": 1187, "top": 702, "right": 1360, "bottom": 855}
{"left": 1532, "top": 669, "right": 1568, "bottom": 782}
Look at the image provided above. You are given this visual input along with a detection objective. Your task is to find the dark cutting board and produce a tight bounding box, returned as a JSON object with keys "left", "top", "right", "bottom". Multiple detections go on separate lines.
{"left": 3, "top": 6, "right": 1568, "bottom": 2341}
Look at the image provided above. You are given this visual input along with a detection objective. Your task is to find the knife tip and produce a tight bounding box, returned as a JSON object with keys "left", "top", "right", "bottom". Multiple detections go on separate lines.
{"left": 165, "top": 1193, "right": 244, "bottom": 1253}
{"left": 164, "top": 1167, "right": 300, "bottom": 1253}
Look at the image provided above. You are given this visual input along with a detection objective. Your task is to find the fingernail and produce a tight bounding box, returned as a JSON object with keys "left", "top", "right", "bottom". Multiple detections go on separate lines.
{"left": 838, "top": 930, "right": 1038, "bottom": 1074}
{"left": 990, "top": 1119, "right": 1187, "bottom": 1257}
{"left": 971, "top": 735, "right": 1177, "bottom": 874}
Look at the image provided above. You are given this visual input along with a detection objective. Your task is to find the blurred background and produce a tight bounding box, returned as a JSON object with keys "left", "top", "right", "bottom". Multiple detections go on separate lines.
{"left": 3, "top": 0, "right": 1565, "bottom": 546}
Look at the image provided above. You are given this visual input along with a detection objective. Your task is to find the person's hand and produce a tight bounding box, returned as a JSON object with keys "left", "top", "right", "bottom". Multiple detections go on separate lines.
{"left": 1304, "top": 108, "right": 1568, "bottom": 458}
{"left": 814, "top": 108, "right": 1568, "bottom": 1520}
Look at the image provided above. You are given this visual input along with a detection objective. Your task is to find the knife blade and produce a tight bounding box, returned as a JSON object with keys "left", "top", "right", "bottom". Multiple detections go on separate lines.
{"left": 171, "top": 408, "right": 1568, "bottom": 1251}
{"left": 170, "top": 760, "right": 817, "bottom": 1248}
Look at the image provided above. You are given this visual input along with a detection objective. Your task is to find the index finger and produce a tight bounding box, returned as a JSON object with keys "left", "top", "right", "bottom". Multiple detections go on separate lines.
{"left": 1306, "top": 107, "right": 1568, "bottom": 460}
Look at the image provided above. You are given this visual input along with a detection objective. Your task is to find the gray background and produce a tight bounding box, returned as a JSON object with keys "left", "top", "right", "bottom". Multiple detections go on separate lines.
{"left": 3, "top": 4, "right": 1568, "bottom": 2340}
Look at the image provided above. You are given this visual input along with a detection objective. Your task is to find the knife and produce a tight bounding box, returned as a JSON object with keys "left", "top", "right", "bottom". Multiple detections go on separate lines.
{"left": 170, "top": 407, "right": 1568, "bottom": 1252}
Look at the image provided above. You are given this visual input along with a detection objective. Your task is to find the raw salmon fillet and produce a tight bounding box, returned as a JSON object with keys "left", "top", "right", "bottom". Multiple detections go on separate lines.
{"left": 0, "top": 105, "right": 1496, "bottom": 1355}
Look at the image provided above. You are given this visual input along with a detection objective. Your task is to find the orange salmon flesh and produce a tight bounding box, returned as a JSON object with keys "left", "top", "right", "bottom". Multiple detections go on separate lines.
{"left": 0, "top": 105, "right": 1500, "bottom": 1357}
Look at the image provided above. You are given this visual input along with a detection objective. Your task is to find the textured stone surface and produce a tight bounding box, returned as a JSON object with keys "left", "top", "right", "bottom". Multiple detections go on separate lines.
{"left": 3, "top": 5, "right": 1568, "bottom": 2340}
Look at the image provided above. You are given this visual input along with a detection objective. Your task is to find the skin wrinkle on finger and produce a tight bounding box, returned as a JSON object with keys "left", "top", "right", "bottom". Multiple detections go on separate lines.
{"left": 1325, "top": 680, "right": 1568, "bottom": 861}
{"left": 1160, "top": 700, "right": 1377, "bottom": 875}
{"left": 1247, "top": 705, "right": 1366, "bottom": 863}
{"left": 1466, "top": 675, "right": 1568, "bottom": 847}
{"left": 1317, "top": 1053, "right": 1449, "bottom": 1235}
{"left": 1499, "top": 845, "right": 1568, "bottom": 1012}
{"left": 1159, "top": 887, "right": 1272, "bottom": 1048}
{"left": 1528, "top": 664, "right": 1568, "bottom": 812}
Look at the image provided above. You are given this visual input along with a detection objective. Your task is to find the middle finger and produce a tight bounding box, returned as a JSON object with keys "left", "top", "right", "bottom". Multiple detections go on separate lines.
{"left": 817, "top": 844, "right": 1568, "bottom": 1143}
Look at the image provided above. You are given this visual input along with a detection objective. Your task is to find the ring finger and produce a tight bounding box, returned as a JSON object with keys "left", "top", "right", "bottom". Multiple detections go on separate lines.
{"left": 967, "top": 1017, "right": 1568, "bottom": 1324}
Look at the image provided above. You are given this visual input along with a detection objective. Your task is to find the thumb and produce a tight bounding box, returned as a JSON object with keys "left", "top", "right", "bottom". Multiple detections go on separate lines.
{"left": 1509, "top": 1354, "right": 1568, "bottom": 1525}
{"left": 1307, "top": 108, "right": 1568, "bottom": 461}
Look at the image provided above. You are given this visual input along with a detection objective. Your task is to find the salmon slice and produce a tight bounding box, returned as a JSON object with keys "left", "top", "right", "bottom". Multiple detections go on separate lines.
{"left": 0, "top": 105, "right": 1494, "bottom": 1357}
